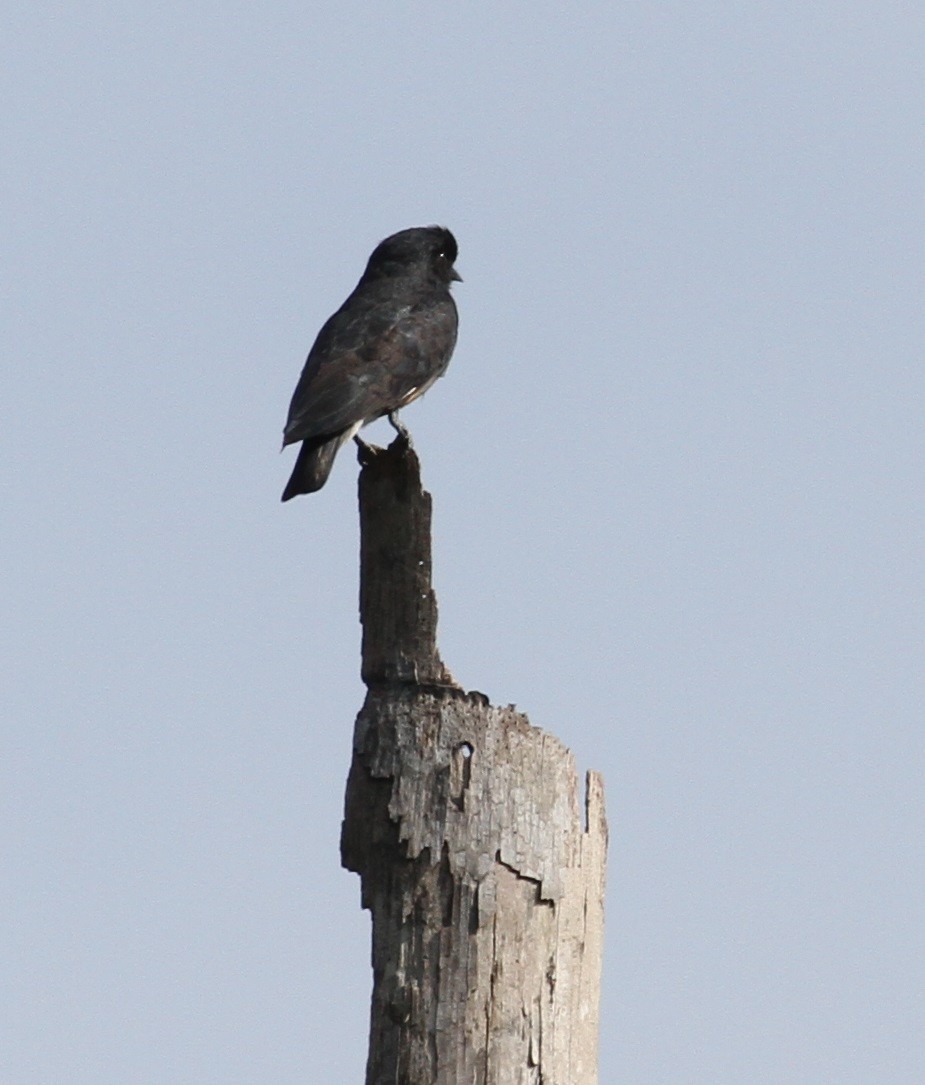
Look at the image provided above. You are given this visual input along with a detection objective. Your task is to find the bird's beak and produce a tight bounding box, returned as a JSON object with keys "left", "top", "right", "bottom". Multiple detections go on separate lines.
{"left": 450, "top": 268, "right": 463, "bottom": 283}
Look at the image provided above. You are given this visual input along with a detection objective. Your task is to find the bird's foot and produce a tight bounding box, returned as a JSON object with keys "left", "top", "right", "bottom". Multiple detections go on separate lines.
{"left": 388, "top": 411, "right": 412, "bottom": 446}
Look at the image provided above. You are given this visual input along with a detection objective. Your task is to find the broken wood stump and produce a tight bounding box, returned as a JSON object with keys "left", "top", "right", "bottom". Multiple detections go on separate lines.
{"left": 341, "top": 436, "right": 607, "bottom": 1085}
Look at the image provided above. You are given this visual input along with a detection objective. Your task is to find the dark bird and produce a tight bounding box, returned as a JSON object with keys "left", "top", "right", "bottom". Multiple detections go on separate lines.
{"left": 280, "top": 225, "right": 461, "bottom": 500}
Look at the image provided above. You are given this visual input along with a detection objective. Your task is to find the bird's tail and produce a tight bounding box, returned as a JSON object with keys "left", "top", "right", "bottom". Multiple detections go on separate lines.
{"left": 281, "top": 433, "right": 345, "bottom": 500}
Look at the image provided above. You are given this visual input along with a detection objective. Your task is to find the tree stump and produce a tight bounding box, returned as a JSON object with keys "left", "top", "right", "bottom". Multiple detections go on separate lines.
{"left": 341, "top": 437, "right": 607, "bottom": 1085}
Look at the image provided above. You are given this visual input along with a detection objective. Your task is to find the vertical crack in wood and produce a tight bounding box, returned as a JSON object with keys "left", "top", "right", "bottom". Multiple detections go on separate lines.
{"left": 341, "top": 436, "right": 607, "bottom": 1084}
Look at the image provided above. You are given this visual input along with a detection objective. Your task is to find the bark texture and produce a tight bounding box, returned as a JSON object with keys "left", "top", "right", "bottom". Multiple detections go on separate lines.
{"left": 342, "top": 436, "right": 607, "bottom": 1085}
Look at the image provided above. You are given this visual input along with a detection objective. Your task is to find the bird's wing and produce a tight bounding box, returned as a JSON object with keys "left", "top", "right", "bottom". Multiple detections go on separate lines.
{"left": 283, "top": 294, "right": 457, "bottom": 445}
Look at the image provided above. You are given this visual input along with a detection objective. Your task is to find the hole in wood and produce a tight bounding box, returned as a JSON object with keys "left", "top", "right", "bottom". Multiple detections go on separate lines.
{"left": 450, "top": 742, "right": 473, "bottom": 810}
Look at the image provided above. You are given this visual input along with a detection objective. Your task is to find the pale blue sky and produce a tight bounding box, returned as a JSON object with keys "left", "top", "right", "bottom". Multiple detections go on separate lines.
{"left": 3, "top": 4, "right": 923, "bottom": 1082}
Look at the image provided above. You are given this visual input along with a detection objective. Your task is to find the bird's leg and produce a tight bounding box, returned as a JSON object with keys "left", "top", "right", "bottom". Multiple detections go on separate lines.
{"left": 388, "top": 411, "right": 412, "bottom": 445}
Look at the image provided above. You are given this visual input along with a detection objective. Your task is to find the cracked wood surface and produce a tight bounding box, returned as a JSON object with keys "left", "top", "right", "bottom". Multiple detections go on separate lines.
{"left": 341, "top": 437, "right": 607, "bottom": 1084}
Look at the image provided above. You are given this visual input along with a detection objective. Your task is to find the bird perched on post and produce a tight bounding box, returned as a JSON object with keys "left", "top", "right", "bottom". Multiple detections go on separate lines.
{"left": 280, "top": 225, "right": 461, "bottom": 500}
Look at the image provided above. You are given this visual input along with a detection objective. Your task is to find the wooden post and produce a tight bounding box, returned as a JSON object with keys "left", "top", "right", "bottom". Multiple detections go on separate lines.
{"left": 341, "top": 437, "right": 607, "bottom": 1085}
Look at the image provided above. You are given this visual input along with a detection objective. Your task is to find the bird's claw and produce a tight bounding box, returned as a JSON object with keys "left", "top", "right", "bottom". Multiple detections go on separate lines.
{"left": 388, "top": 411, "right": 412, "bottom": 446}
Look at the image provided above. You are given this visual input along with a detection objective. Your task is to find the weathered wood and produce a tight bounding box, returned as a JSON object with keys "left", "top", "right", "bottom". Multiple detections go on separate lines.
{"left": 342, "top": 436, "right": 607, "bottom": 1084}
{"left": 356, "top": 436, "right": 456, "bottom": 690}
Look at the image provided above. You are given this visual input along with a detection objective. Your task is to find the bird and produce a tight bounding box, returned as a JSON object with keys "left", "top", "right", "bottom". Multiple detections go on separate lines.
{"left": 280, "top": 225, "right": 461, "bottom": 500}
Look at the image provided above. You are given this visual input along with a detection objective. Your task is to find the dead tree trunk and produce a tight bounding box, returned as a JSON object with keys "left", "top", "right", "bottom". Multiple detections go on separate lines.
{"left": 341, "top": 437, "right": 607, "bottom": 1085}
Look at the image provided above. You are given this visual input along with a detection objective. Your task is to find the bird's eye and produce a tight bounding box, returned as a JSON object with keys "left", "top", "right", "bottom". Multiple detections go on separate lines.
{"left": 434, "top": 232, "right": 458, "bottom": 266}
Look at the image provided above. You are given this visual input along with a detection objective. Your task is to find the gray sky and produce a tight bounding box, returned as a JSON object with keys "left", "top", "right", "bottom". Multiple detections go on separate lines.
{"left": 3, "top": 4, "right": 922, "bottom": 1082}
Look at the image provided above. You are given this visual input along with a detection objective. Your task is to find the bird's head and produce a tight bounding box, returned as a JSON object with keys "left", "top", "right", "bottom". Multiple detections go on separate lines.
{"left": 364, "top": 226, "right": 462, "bottom": 286}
